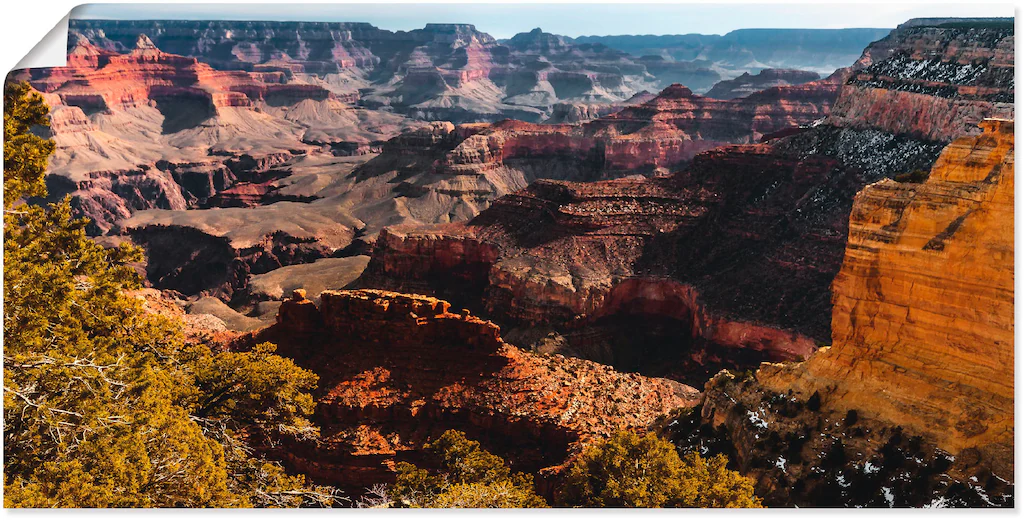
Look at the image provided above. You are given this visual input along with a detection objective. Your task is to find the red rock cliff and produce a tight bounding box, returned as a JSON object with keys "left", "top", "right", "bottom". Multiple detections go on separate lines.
{"left": 759, "top": 119, "right": 1014, "bottom": 474}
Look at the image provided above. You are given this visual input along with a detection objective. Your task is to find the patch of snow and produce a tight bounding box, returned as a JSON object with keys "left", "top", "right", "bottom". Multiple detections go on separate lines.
{"left": 881, "top": 487, "right": 895, "bottom": 507}
{"left": 746, "top": 410, "right": 768, "bottom": 429}
{"left": 836, "top": 473, "right": 850, "bottom": 488}
{"left": 776, "top": 456, "right": 787, "bottom": 473}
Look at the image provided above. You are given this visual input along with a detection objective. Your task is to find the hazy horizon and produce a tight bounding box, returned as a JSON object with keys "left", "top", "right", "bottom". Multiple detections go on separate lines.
{"left": 70, "top": 3, "right": 1013, "bottom": 39}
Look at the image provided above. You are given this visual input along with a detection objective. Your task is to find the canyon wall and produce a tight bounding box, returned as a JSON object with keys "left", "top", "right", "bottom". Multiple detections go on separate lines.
{"left": 759, "top": 118, "right": 1014, "bottom": 474}
{"left": 354, "top": 20, "right": 1012, "bottom": 386}
{"left": 829, "top": 23, "right": 1014, "bottom": 141}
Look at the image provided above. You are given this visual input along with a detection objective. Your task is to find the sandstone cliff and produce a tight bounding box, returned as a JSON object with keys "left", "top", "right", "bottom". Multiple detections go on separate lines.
{"left": 758, "top": 119, "right": 1014, "bottom": 474}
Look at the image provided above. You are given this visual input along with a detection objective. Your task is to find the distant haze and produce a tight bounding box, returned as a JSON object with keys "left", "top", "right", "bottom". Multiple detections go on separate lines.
{"left": 71, "top": 3, "right": 1012, "bottom": 39}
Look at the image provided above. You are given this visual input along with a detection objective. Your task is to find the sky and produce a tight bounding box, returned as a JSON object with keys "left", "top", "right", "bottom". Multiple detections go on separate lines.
{"left": 71, "top": 3, "right": 1014, "bottom": 39}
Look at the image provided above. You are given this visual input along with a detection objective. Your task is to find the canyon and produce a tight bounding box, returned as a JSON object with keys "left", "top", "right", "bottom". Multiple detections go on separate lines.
{"left": 6, "top": 14, "right": 1016, "bottom": 507}
{"left": 350, "top": 20, "right": 1011, "bottom": 384}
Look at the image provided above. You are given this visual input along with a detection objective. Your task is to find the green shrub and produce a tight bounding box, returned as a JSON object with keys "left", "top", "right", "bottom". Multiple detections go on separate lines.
{"left": 391, "top": 430, "right": 547, "bottom": 508}
{"left": 557, "top": 430, "right": 762, "bottom": 507}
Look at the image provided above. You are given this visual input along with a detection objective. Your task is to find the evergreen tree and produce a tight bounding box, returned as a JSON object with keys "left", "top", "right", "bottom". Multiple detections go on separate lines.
{"left": 3, "top": 81, "right": 334, "bottom": 507}
{"left": 391, "top": 430, "right": 547, "bottom": 508}
{"left": 557, "top": 430, "right": 762, "bottom": 508}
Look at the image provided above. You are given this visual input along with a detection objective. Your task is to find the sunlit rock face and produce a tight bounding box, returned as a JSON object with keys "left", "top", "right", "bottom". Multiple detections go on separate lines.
{"left": 759, "top": 119, "right": 1015, "bottom": 476}
{"left": 236, "top": 289, "right": 698, "bottom": 496}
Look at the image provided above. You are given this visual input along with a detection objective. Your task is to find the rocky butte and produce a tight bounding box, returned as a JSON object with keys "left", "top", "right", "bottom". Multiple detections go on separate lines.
{"left": 703, "top": 68, "right": 822, "bottom": 99}
{"left": 234, "top": 289, "right": 698, "bottom": 496}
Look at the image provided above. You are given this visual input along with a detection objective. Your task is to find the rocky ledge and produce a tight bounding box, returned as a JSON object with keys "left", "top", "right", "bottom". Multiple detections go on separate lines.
{"left": 237, "top": 289, "right": 699, "bottom": 495}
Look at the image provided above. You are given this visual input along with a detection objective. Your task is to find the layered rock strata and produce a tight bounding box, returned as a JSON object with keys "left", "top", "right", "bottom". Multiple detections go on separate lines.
{"left": 237, "top": 289, "right": 698, "bottom": 493}
{"left": 704, "top": 68, "right": 822, "bottom": 99}
{"left": 829, "top": 22, "right": 1014, "bottom": 141}
{"left": 13, "top": 35, "right": 416, "bottom": 233}
{"left": 759, "top": 119, "right": 1014, "bottom": 475}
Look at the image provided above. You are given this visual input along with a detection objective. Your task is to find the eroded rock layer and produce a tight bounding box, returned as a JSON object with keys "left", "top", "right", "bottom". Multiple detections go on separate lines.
{"left": 13, "top": 35, "right": 416, "bottom": 233}
{"left": 759, "top": 119, "right": 1014, "bottom": 475}
{"left": 829, "top": 22, "right": 1014, "bottom": 141}
{"left": 237, "top": 290, "right": 698, "bottom": 493}
{"left": 704, "top": 68, "right": 822, "bottom": 99}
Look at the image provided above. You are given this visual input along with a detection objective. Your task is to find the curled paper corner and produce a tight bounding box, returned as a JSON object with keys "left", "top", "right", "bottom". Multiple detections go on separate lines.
{"left": 14, "top": 13, "right": 71, "bottom": 71}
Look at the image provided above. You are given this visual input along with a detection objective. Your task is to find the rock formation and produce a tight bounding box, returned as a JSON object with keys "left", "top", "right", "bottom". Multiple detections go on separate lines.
{"left": 544, "top": 91, "right": 657, "bottom": 124}
{"left": 237, "top": 289, "right": 698, "bottom": 494}
{"left": 353, "top": 19, "right": 1012, "bottom": 387}
{"left": 704, "top": 68, "right": 821, "bottom": 99}
{"left": 670, "top": 118, "right": 1015, "bottom": 507}
{"left": 574, "top": 28, "right": 893, "bottom": 77}
{"left": 13, "top": 34, "right": 417, "bottom": 233}
{"left": 758, "top": 118, "right": 1014, "bottom": 474}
